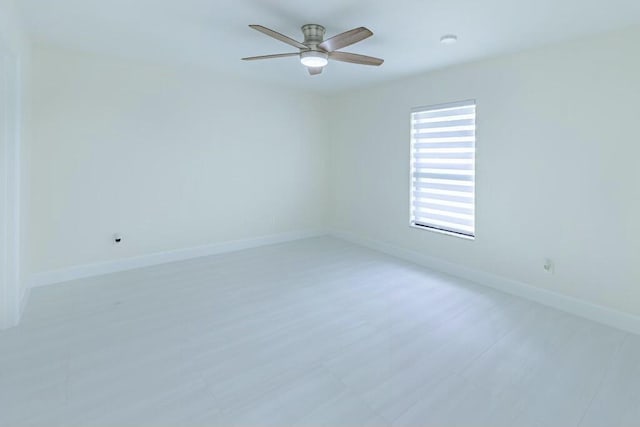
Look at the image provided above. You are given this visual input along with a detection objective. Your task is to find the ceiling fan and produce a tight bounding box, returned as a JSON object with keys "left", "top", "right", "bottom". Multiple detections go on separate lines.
{"left": 242, "top": 24, "right": 384, "bottom": 75}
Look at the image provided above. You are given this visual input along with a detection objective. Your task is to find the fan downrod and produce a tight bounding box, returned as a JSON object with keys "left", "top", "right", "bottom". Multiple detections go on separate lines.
{"left": 301, "top": 24, "right": 326, "bottom": 48}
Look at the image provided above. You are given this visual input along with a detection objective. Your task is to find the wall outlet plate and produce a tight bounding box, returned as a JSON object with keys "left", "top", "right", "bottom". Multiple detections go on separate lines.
{"left": 543, "top": 258, "right": 554, "bottom": 274}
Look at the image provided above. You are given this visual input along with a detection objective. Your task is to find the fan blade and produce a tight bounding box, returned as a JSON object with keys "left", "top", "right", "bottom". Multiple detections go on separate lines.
{"left": 318, "top": 27, "right": 373, "bottom": 52}
{"left": 308, "top": 67, "right": 323, "bottom": 76}
{"left": 249, "top": 25, "right": 308, "bottom": 49}
{"left": 242, "top": 53, "right": 300, "bottom": 61}
{"left": 330, "top": 51, "right": 384, "bottom": 66}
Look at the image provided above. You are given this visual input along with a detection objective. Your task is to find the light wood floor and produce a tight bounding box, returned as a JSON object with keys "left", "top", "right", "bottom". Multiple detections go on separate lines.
{"left": 1, "top": 237, "right": 639, "bottom": 426}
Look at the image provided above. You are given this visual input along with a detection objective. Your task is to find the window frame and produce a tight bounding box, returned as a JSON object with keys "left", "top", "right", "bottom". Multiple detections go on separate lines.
{"left": 409, "top": 99, "right": 477, "bottom": 240}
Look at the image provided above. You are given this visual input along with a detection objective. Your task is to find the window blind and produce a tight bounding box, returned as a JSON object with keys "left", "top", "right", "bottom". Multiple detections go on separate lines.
{"left": 410, "top": 100, "right": 476, "bottom": 238}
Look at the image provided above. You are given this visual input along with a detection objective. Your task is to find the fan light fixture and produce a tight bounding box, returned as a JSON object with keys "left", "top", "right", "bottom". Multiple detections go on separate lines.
{"left": 242, "top": 24, "right": 384, "bottom": 76}
{"left": 300, "top": 51, "right": 329, "bottom": 68}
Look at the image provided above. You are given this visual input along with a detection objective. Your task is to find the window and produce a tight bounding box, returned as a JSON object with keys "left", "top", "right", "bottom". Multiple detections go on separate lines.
{"left": 410, "top": 100, "right": 476, "bottom": 238}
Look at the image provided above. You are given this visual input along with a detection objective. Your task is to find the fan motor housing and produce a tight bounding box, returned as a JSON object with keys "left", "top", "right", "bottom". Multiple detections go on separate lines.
{"left": 302, "top": 24, "right": 326, "bottom": 47}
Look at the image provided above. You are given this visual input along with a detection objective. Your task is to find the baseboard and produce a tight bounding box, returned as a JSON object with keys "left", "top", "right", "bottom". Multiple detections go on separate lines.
{"left": 0, "top": 285, "right": 29, "bottom": 330}
{"left": 331, "top": 230, "right": 640, "bottom": 335}
{"left": 30, "top": 229, "right": 326, "bottom": 288}
{"left": 19, "top": 285, "right": 30, "bottom": 316}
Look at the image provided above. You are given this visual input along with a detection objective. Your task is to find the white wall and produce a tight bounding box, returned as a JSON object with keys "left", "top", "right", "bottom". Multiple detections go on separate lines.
{"left": 329, "top": 26, "right": 640, "bottom": 317}
{"left": 23, "top": 25, "right": 640, "bottom": 324}
{"left": 30, "top": 45, "right": 328, "bottom": 274}
{"left": 0, "top": 0, "right": 30, "bottom": 329}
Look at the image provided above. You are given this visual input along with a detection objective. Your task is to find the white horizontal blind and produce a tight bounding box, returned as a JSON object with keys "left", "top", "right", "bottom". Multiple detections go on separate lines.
{"left": 410, "top": 100, "right": 476, "bottom": 238}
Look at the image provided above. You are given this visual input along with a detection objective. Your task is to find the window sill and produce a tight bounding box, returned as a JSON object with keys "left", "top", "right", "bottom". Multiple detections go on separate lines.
{"left": 409, "top": 223, "right": 475, "bottom": 241}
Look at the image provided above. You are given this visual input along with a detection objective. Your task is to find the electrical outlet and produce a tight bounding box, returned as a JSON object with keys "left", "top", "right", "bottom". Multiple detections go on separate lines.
{"left": 543, "top": 258, "right": 554, "bottom": 274}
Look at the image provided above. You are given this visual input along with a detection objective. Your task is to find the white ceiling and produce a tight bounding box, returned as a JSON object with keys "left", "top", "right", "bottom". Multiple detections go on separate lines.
{"left": 17, "top": 0, "right": 640, "bottom": 91}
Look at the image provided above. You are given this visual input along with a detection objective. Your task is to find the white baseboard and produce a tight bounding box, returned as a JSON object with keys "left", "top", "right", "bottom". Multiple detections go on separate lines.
{"left": 30, "top": 229, "right": 326, "bottom": 288}
{"left": 20, "top": 286, "right": 31, "bottom": 316}
{"left": 0, "top": 285, "right": 29, "bottom": 330}
{"left": 331, "top": 230, "right": 640, "bottom": 335}
{"left": 26, "top": 228, "right": 640, "bottom": 335}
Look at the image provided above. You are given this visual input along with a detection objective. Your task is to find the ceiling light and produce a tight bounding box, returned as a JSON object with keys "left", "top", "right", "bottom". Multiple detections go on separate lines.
{"left": 300, "top": 51, "right": 329, "bottom": 68}
{"left": 440, "top": 34, "right": 458, "bottom": 45}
